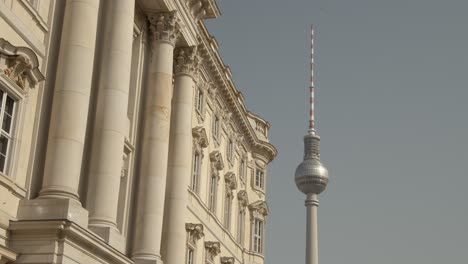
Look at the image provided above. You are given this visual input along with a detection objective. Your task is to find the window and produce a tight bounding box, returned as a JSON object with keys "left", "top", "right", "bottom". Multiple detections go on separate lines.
{"left": 208, "top": 175, "right": 217, "bottom": 213}
{"left": 227, "top": 140, "right": 233, "bottom": 161}
{"left": 191, "top": 153, "right": 201, "bottom": 193}
{"left": 0, "top": 91, "right": 16, "bottom": 174}
{"left": 237, "top": 208, "right": 245, "bottom": 243}
{"left": 239, "top": 159, "right": 245, "bottom": 181}
{"left": 212, "top": 116, "right": 220, "bottom": 139}
{"left": 255, "top": 169, "right": 264, "bottom": 189}
{"left": 186, "top": 247, "right": 195, "bottom": 264}
{"left": 224, "top": 192, "right": 232, "bottom": 229}
{"left": 253, "top": 218, "right": 264, "bottom": 254}
{"left": 195, "top": 88, "right": 203, "bottom": 113}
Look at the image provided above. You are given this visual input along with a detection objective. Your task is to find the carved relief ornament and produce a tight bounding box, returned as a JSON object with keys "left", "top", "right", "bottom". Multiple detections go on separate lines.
{"left": 0, "top": 38, "right": 44, "bottom": 90}
{"left": 248, "top": 200, "right": 269, "bottom": 217}
{"left": 192, "top": 126, "right": 209, "bottom": 150}
{"left": 221, "top": 257, "right": 235, "bottom": 264}
{"left": 174, "top": 46, "right": 200, "bottom": 77}
{"left": 205, "top": 241, "right": 221, "bottom": 260}
{"left": 185, "top": 223, "right": 204, "bottom": 243}
{"left": 209, "top": 150, "right": 224, "bottom": 180}
{"left": 237, "top": 190, "right": 249, "bottom": 207}
{"left": 147, "top": 11, "right": 179, "bottom": 45}
{"left": 224, "top": 172, "right": 237, "bottom": 191}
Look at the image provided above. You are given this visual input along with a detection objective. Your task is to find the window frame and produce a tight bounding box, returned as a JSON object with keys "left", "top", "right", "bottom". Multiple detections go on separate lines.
{"left": 223, "top": 190, "right": 232, "bottom": 230}
{"left": 191, "top": 152, "right": 201, "bottom": 193}
{"left": 212, "top": 115, "right": 220, "bottom": 140}
{"left": 252, "top": 218, "right": 264, "bottom": 254}
{"left": 186, "top": 246, "right": 195, "bottom": 264}
{"left": 208, "top": 174, "right": 217, "bottom": 213}
{"left": 255, "top": 169, "right": 265, "bottom": 190}
{"left": 0, "top": 75, "right": 26, "bottom": 180}
{"left": 237, "top": 206, "right": 245, "bottom": 244}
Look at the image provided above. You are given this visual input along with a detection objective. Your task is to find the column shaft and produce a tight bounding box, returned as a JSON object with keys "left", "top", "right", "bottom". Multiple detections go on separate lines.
{"left": 86, "top": 0, "right": 135, "bottom": 249}
{"left": 163, "top": 47, "right": 198, "bottom": 264}
{"left": 40, "top": 0, "right": 100, "bottom": 200}
{"left": 132, "top": 12, "right": 178, "bottom": 264}
{"left": 306, "top": 194, "right": 319, "bottom": 264}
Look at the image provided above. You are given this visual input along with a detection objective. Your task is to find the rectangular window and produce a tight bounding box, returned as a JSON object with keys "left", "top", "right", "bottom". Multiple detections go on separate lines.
{"left": 255, "top": 169, "right": 264, "bottom": 189}
{"left": 0, "top": 91, "right": 16, "bottom": 174}
{"left": 191, "top": 153, "right": 200, "bottom": 193}
{"left": 213, "top": 116, "right": 220, "bottom": 139}
{"left": 208, "top": 176, "right": 217, "bottom": 213}
{"left": 239, "top": 159, "right": 245, "bottom": 181}
{"left": 186, "top": 247, "right": 194, "bottom": 264}
{"left": 237, "top": 208, "right": 245, "bottom": 243}
{"left": 253, "top": 218, "right": 264, "bottom": 254}
{"left": 224, "top": 193, "right": 231, "bottom": 229}
{"left": 195, "top": 88, "right": 203, "bottom": 113}
{"left": 227, "top": 140, "right": 233, "bottom": 161}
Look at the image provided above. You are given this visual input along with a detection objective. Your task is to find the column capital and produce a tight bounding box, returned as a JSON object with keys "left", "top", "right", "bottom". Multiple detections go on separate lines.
{"left": 148, "top": 11, "right": 179, "bottom": 45}
{"left": 174, "top": 46, "right": 199, "bottom": 77}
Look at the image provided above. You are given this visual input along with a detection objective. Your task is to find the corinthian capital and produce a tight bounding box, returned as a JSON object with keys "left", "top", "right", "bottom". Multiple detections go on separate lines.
{"left": 174, "top": 46, "right": 199, "bottom": 76}
{"left": 147, "top": 11, "right": 179, "bottom": 44}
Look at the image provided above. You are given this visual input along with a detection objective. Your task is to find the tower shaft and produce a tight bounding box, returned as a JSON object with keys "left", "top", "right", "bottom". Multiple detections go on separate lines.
{"left": 305, "top": 193, "right": 319, "bottom": 264}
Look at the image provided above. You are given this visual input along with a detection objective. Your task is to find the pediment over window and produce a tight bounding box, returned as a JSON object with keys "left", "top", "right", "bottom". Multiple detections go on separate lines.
{"left": 248, "top": 200, "right": 269, "bottom": 217}
{"left": 0, "top": 38, "right": 45, "bottom": 90}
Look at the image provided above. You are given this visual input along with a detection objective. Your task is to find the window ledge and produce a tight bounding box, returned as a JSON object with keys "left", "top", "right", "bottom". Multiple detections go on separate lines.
{"left": 0, "top": 172, "right": 26, "bottom": 198}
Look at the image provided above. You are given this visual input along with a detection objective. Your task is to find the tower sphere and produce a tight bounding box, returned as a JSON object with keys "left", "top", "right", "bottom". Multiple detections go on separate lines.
{"left": 294, "top": 132, "right": 329, "bottom": 195}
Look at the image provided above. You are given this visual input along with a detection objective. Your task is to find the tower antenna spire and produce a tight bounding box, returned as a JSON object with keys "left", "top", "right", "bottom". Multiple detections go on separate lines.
{"left": 295, "top": 24, "right": 329, "bottom": 264}
{"left": 309, "top": 24, "right": 315, "bottom": 132}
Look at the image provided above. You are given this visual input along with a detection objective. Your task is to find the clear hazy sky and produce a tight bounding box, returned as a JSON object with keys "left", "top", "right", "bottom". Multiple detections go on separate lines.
{"left": 205, "top": 0, "right": 468, "bottom": 263}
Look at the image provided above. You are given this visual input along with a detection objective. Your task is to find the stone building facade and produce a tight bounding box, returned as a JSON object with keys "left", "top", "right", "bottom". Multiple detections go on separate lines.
{"left": 0, "top": 0, "right": 276, "bottom": 264}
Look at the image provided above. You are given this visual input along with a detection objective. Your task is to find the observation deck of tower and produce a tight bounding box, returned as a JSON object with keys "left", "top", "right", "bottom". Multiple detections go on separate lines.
{"left": 294, "top": 25, "right": 329, "bottom": 264}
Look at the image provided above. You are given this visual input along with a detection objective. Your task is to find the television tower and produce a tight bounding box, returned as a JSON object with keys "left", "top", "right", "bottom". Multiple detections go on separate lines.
{"left": 295, "top": 24, "right": 329, "bottom": 264}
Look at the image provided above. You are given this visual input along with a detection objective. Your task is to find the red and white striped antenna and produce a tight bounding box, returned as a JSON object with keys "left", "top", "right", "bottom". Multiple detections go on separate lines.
{"left": 309, "top": 24, "right": 315, "bottom": 132}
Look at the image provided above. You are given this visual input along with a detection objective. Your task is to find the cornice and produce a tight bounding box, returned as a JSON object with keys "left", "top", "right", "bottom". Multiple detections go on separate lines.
{"left": 197, "top": 23, "right": 277, "bottom": 162}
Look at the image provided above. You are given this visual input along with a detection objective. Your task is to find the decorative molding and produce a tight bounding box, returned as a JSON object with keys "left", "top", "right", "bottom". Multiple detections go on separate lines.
{"left": 224, "top": 172, "right": 237, "bottom": 191}
{"left": 197, "top": 24, "right": 277, "bottom": 162}
{"left": 174, "top": 46, "right": 199, "bottom": 77}
{"left": 209, "top": 150, "right": 224, "bottom": 180}
{"left": 204, "top": 241, "right": 221, "bottom": 260}
{"left": 185, "top": 0, "right": 220, "bottom": 21}
{"left": 185, "top": 223, "right": 204, "bottom": 243}
{"left": 192, "top": 126, "right": 208, "bottom": 148}
{"left": 248, "top": 200, "right": 269, "bottom": 217}
{"left": 0, "top": 38, "right": 45, "bottom": 90}
{"left": 220, "top": 256, "right": 235, "bottom": 264}
{"left": 237, "top": 190, "right": 249, "bottom": 207}
{"left": 147, "top": 11, "right": 179, "bottom": 45}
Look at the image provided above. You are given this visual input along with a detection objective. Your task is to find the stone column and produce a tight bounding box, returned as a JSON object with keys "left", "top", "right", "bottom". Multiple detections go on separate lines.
{"left": 85, "top": 0, "right": 135, "bottom": 251}
{"left": 17, "top": 0, "right": 100, "bottom": 227}
{"left": 132, "top": 11, "right": 178, "bottom": 264}
{"left": 305, "top": 193, "right": 319, "bottom": 264}
{"left": 162, "top": 47, "right": 198, "bottom": 264}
